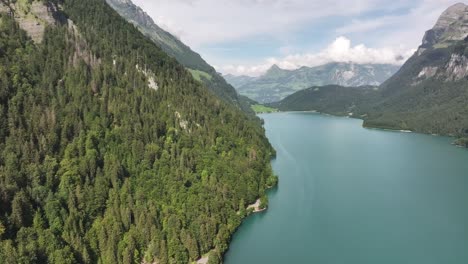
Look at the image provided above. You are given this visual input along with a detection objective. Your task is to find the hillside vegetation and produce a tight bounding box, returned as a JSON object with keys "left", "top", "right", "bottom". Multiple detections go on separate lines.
{"left": 105, "top": 0, "right": 251, "bottom": 114}
{"left": 0, "top": 1, "right": 276, "bottom": 263}
{"left": 272, "top": 85, "right": 379, "bottom": 117}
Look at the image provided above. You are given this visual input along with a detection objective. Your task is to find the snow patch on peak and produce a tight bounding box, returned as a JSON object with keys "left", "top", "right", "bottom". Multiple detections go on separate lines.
{"left": 342, "top": 70, "right": 355, "bottom": 81}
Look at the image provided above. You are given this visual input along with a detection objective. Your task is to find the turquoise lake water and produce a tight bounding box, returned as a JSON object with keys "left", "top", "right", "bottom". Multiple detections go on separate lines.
{"left": 224, "top": 112, "right": 468, "bottom": 264}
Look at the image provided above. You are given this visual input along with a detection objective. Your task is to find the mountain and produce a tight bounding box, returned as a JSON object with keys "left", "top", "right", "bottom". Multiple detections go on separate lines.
{"left": 419, "top": 3, "right": 468, "bottom": 50}
{"left": 273, "top": 85, "right": 380, "bottom": 116}
{"left": 228, "top": 62, "right": 400, "bottom": 103}
{"left": 224, "top": 74, "right": 257, "bottom": 88}
{"left": 106, "top": 0, "right": 250, "bottom": 112}
{"left": 275, "top": 3, "right": 468, "bottom": 141}
{"left": 0, "top": 1, "right": 276, "bottom": 263}
{"left": 364, "top": 2, "right": 468, "bottom": 136}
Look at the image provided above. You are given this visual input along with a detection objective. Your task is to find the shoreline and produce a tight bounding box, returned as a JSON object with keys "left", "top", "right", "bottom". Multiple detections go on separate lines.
{"left": 199, "top": 173, "right": 277, "bottom": 263}
{"left": 260, "top": 110, "right": 468, "bottom": 148}
{"left": 221, "top": 108, "right": 468, "bottom": 263}
{"left": 363, "top": 126, "right": 413, "bottom": 133}
{"left": 198, "top": 197, "right": 270, "bottom": 264}
{"left": 196, "top": 255, "right": 209, "bottom": 264}
{"left": 220, "top": 182, "right": 277, "bottom": 263}
{"left": 223, "top": 110, "right": 465, "bottom": 262}
{"left": 247, "top": 198, "right": 267, "bottom": 213}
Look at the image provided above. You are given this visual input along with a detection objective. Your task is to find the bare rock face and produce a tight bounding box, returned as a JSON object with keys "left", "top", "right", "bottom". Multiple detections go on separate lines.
{"left": 413, "top": 3, "right": 468, "bottom": 83}
{"left": 67, "top": 20, "right": 101, "bottom": 69}
{"left": 420, "top": 3, "right": 468, "bottom": 49}
{"left": 106, "top": 0, "right": 156, "bottom": 29}
{"left": 17, "top": 2, "right": 57, "bottom": 43}
{"left": 0, "top": 0, "right": 58, "bottom": 43}
{"left": 443, "top": 53, "right": 468, "bottom": 81}
{"left": 413, "top": 53, "right": 468, "bottom": 85}
{"left": 434, "top": 3, "right": 467, "bottom": 29}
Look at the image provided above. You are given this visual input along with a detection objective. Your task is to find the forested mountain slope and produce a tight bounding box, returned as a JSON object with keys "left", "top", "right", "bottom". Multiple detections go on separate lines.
{"left": 272, "top": 85, "right": 379, "bottom": 116}
{"left": 0, "top": 0, "right": 276, "bottom": 263}
{"left": 105, "top": 0, "right": 249, "bottom": 112}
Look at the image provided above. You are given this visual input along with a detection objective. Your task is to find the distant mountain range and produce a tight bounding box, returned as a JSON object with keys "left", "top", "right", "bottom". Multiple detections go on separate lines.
{"left": 274, "top": 3, "right": 468, "bottom": 141}
{"left": 225, "top": 63, "right": 400, "bottom": 103}
{"left": 106, "top": 0, "right": 252, "bottom": 112}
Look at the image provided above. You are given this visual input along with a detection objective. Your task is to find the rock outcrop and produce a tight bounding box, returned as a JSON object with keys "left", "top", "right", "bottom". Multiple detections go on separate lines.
{"left": 0, "top": 0, "right": 59, "bottom": 43}
{"left": 419, "top": 3, "right": 468, "bottom": 50}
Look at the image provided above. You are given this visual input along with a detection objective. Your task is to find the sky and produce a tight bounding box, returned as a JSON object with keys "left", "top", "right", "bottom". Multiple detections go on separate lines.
{"left": 132, "top": 0, "right": 464, "bottom": 76}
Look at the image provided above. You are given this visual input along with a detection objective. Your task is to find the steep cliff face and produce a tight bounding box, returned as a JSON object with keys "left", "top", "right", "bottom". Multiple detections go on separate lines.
{"left": 365, "top": 3, "right": 468, "bottom": 136}
{"left": 276, "top": 3, "right": 468, "bottom": 138}
{"left": 416, "top": 53, "right": 468, "bottom": 81}
{"left": 0, "top": 0, "right": 60, "bottom": 43}
{"left": 382, "top": 3, "right": 468, "bottom": 90}
{"left": 420, "top": 3, "right": 468, "bottom": 50}
{"left": 376, "top": 2, "right": 468, "bottom": 89}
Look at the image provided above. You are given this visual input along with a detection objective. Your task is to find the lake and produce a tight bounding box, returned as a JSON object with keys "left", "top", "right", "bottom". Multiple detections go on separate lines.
{"left": 224, "top": 112, "right": 468, "bottom": 264}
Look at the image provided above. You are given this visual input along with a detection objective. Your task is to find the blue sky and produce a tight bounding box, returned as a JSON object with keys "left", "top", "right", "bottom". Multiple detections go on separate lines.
{"left": 132, "top": 0, "right": 463, "bottom": 76}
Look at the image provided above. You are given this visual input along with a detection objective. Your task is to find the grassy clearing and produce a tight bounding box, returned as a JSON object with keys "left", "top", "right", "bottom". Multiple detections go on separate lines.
{"left": 188, "top": 69, "right": 212, "bottom": 82}
{"left": 251, "top": 104, "right": 277, "bottom": 114}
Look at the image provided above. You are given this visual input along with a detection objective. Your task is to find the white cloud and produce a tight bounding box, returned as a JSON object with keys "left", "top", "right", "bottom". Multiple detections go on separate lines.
{"left": 336, "top": 0, "right": 459, "bottom": 49}
{"left": 219, "top": 36, "right": 416, "bottom": 76}
{"left": 153, "top": 15, "right": 186, "bottom": 40}
{"left": 132, "top": 0, "right": 410, "bottom": 47}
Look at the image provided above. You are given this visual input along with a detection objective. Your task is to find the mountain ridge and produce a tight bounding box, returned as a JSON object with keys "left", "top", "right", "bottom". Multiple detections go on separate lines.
{"left": 418, "top": 3, "right": 467, "bottom": 53}
{"left": 226, "top": 62, "right": 400, "bottom": 103}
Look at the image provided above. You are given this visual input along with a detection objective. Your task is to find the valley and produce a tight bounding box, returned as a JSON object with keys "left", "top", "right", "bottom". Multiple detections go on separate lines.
{"left": 0, "top": 1, "right": 468, "bottom": 264}
{"left": 270, "top": 3, "right": 468, "bottom": 144}
{"left": 226, "top": 63, "right": 399, "bottom": 103}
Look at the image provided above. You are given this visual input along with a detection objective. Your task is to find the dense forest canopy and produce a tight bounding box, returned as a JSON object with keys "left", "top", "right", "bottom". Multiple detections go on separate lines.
{"left": 105, "top": 0, "right": 254, "bottom": 114}
{"left": 0, "top": 0, "right": 276, "bottom": 263}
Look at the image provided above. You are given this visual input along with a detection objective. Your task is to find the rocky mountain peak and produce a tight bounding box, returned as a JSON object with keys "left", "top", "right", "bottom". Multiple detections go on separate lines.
{"left": 265, "top": 64, "right": 286, "bottom": 77}
{"left": 269, "top": 64, "right": 281, "bottom": 71}
{"left": 420, "top": 3, "right": 468, "bottom": 49}
{"left": 434, "top": 3, "right": 467, "bottom": 29}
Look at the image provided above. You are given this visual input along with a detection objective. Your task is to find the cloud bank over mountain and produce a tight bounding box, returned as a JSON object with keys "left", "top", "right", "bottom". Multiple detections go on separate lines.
{"left": 133, "top": 0, "right": 457, "bottom": 76}
{"left": 219, "top": 36, "right": 415, "bottom": 76}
